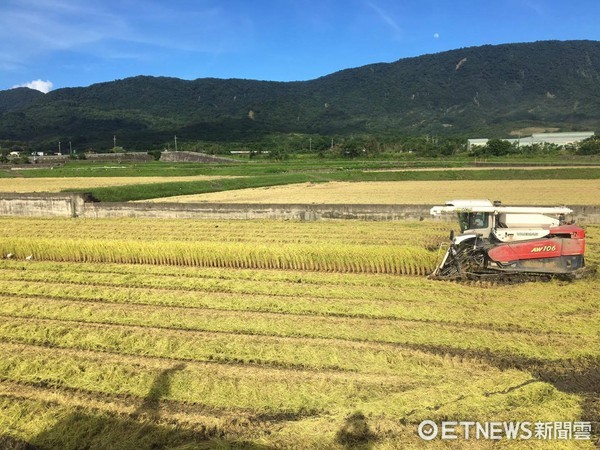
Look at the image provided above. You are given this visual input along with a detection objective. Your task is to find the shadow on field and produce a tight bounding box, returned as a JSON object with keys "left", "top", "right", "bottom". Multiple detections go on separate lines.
{"left": 131, "top": 362, "right": 186, "bottom": 421}
{"left": 0, "top": 434, "right": 38, "bottom": 450}
{"left": 17, "top": 363, "right": 277, "bottom": 450}
{"left": 335, "top": 411, "right": 376, "bottom": 449}
{"left": 406, "top": 344, "right": 600, "bottom": 440}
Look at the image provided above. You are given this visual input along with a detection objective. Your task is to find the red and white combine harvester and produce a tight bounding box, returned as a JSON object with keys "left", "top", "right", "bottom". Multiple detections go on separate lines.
{"left": 429, "top": 200, "right": 586, "bottom": 280}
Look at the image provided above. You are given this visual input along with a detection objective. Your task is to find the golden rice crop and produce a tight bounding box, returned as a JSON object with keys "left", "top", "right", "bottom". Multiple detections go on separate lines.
{"left": 146, "top": 179, "right": 600, "bottom": 205}
{"left": 0, "top": 217, "right": 448, "bottom": 248}
{"left": 0, "top": 237, "right": 436, "bottom": 275}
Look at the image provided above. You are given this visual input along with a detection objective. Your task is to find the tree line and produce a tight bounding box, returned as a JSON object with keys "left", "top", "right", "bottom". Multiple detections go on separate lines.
{"left": 2, "top": 132, "right": 598, "bottom": 163}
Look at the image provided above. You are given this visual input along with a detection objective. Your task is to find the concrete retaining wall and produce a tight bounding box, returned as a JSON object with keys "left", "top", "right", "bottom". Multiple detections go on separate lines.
{"left": 160, "top": 151, "right": 237, "bottom": 163}
{"left": 0, "top": 193, "right": 84, "bottom": 218}
{"left": 30, "top": 153, "right": 153, "bottom": 163}
{"left": 86, "top": 153, "right": 153, "bottom": 162}
{"left": 81, "top": 202, "right": 446, "bottom": 221}
{"left": 0, "top": 193, "right": 599, "bottom": 223}
{"left": 28, "top": 152, "right": 230, "bottom": 164}
{"left": 569, "top": 205, "right": 600, "bottom": 224}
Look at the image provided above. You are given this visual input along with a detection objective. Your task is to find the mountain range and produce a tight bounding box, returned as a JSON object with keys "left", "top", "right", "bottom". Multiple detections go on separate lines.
{"left": 1, "top": 40, "right": 599, "bottom": 151}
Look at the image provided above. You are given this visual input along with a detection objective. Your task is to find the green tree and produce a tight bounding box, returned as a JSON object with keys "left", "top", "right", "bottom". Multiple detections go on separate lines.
{"left": 576, "top": 135, "right": 600, "bottom": 155}
{"left": 268, "top": 147, "right": 289, "bottom": 161}
{"left": 147, "top": 150, "right": 162, "bottom": 161}
{"left": 482, "top": 139, "right": 514, "bottom": 156}
{"left": 340, "top": 138, "right": 364, "bottom": 158}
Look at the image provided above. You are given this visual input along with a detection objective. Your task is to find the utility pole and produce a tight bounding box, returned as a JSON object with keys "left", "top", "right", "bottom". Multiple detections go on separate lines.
{"left": 69, "top": 141, "right": 72, "bottom": 155}
{"left": 58, "top": 141, "right": 61, "bottom": 154}
{"left": 174, "top": 135, "right": 178, "bottom": 152}
{"left": 309, "top": 137, "right": 312, "bottom": 152}
{"left": 113, "top": 135, "right": 117, "bottom": 150}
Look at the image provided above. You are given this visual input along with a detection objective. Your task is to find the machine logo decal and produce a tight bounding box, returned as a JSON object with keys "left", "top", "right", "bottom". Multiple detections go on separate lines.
{"left": 531, "top": 245, "right": 557, "bottom": 253}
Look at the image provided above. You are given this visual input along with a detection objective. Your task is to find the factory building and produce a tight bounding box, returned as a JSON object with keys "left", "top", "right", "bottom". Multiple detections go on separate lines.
{"left": 467, "top": 131, "right": 594, "bottom": 151}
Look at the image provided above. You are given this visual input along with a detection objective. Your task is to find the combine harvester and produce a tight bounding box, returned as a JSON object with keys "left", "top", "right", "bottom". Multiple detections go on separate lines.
{"left": 430, "top": 200, "right": 587, "bottom": 281}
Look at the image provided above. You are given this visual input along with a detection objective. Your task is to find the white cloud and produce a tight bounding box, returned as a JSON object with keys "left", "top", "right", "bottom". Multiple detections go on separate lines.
{"left": 433, "top": 32, "right": 440, "bottom": 39}
{"left": 12, "top": 79, "right": 53, "bottom": 93}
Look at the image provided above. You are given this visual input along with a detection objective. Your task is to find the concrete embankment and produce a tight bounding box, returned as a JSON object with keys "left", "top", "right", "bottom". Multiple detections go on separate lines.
{"left": 0, "top": 193, "right": 599, "bottom": 223}
{"left": 81, "top": 201, "right": 447, "bottom": 221}
{"left": 0, "top": 193, "right": 84, "bottom": 218}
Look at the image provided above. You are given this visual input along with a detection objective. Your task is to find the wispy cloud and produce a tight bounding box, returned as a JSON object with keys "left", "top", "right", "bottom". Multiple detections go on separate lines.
{"left": 0, "top": 0, "right": 251, "bottom": 69}
{"left": 521, "top": 0, "right": 545, "bottom": 16}
{"left": 505, "top": 0, "right": 544, "bottom": 18}
{"left": 367, "top": 2, "right": 402, "bottom": 39}
{"left": 0, "top": 0, "right": 128, "bottom": 61}
{"left": 122, "top": 4, "right": 250, "bottom": 54}
{"left": 12, "top": 79, "right": 53, "bottom": 93}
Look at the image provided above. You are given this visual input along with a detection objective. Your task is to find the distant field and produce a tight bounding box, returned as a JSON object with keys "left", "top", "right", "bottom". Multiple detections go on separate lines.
{"left": 0, "top": 218, "right": 598, "bottom": 448}
{"left": 39, "top": 167, "right": 598, "bottom": 202}
{"left": 365, "top": 165, "right": 598, "bottom": 172}
{"left": 146, "top": 179, "right": 600, "bottom": 205}
{"left": 0, "top": 175, "right": 237, "bottom": 193}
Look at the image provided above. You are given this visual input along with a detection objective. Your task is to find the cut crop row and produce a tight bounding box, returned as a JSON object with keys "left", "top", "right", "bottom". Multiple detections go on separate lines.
{"left": 0, "top": 260, "right": 597, "bottom": 336}
{"left": 0, "top": 316, "right": 491, "bottom": 378}
{"left": 0, "top": 296, "right": 595, "bottom": 360}
{"left": 0, "top": 342, "right": 398, "bottom": 414}
{"left": 0, "top": 275, "right": 597, "bottom": 336}
{"left": 0, "top": 259, "right": 433, "bottom": 288}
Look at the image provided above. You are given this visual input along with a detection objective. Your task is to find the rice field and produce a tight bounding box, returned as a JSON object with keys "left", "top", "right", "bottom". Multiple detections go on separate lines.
{"left": 0, "top": 218, "right": 598, "bottom": 449}
{"left": 0, "top": 175, "right": 237, "bottom": 193}
{"left": 147, "top": 179, "right": 600, "bottom": 205}
{"left": 0, "top": 217, "right": 451, "bottom": 246}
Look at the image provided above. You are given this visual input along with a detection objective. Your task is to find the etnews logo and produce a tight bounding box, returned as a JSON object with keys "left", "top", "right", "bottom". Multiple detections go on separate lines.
{"left": 417, "top": 420, "right": 593, "bottom": 441}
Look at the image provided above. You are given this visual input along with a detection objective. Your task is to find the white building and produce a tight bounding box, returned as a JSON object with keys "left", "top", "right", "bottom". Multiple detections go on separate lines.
{"left": 466, "top": 138, "right": 489, "bottom": 149}
{"left": 519, "top": 132, "right": 594, "bottom": 147}
{"left": 468, "top": 131, "right": 594, "bottom": 151}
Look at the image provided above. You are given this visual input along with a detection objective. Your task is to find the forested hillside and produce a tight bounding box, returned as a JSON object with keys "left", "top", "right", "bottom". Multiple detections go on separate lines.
{"left": 1, "top": 40, "right": 599, "bottom": 151}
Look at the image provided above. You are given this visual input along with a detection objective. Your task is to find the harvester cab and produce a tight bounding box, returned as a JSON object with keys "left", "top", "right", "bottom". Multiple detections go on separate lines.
{"left": 429, "top": 200, "right": 586, "bottom": 280}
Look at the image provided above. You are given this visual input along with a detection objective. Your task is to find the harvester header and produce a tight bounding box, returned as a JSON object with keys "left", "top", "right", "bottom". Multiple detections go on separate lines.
{"left": 430, "top": 199, "right": 573, "bottom": 217}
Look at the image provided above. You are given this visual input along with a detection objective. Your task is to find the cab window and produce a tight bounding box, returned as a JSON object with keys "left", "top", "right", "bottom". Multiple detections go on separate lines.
{"left": 458, "top": 212, "right": 489, "bottom": 232}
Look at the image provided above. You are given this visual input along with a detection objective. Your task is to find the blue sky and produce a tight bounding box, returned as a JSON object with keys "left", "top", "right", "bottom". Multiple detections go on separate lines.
{"left": 2, "top": 0, "right": 600, "bottom": 93}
